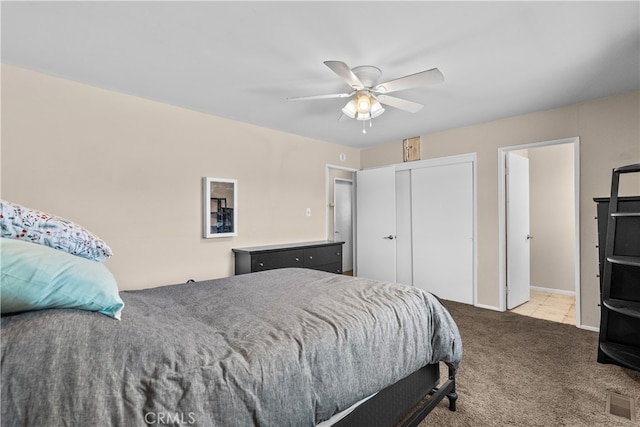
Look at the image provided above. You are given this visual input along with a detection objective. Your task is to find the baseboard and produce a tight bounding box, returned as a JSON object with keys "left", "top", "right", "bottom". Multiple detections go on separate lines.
{"left": 530, "top": 286, "right": 575, "bottom": 297}
{"left": 578, "top": 324, "right": 599, "bottom": 332}
{"left": 474, "top": 303, "right": 503, "bottom": 312}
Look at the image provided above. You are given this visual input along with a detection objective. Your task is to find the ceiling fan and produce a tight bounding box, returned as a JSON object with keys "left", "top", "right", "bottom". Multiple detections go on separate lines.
{"left": 287, "top": 60, "right": 444, "bottom": 133}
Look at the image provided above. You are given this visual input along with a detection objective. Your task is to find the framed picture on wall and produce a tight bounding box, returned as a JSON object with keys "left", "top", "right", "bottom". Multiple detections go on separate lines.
{"left": 203, "top": 177, "right": 237, "bottom": 238}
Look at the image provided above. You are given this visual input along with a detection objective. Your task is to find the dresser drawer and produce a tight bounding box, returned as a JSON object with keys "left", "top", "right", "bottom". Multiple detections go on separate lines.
{"left": 252, "top": 250, "right": 303, "bottom": 271}
{"left": 303, "top": 245, "right": 342, "bottom": 268}
{"left": 313, "top": 262, "right": 343, "bottom": 274}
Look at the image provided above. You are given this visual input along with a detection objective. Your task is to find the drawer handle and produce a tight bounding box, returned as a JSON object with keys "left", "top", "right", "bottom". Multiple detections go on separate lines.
{"left": 259, "top": 262, "right": 264, "bottom": 267}
{"left": 295, "top": 257, "right": 300, "bottom": 262}
{"left": 308, "top": 256, "right": 313, "bottom": 260}
{"left": 336, "top": 252, "right": 341, "bottom": 256}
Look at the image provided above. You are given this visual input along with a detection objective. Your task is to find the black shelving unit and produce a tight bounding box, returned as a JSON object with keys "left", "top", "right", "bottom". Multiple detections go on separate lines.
{"left": 596, "top": 164, "right": 640, "bottom": 371}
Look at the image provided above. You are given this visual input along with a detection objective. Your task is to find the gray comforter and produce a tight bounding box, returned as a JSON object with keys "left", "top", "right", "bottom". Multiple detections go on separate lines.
{"left": 1, "top": 268, "right": 462, "bottom": 426}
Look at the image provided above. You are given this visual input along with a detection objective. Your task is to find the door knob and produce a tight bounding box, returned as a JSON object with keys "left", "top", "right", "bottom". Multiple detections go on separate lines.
{"left": 383, "top": 235, "right": 395, "bottom": 240}
{"left": 526, "top": 234, "right": 533, "bottom": 240}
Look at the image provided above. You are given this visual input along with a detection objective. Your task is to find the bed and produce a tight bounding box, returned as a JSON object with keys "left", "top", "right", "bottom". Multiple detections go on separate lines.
{"left": 1, "top": 267, "right": 461, "bottom": 426}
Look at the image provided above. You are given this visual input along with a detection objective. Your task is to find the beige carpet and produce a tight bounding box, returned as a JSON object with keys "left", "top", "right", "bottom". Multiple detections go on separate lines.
{"left": 417, "top": 301, "right": 640, "bottom": 427}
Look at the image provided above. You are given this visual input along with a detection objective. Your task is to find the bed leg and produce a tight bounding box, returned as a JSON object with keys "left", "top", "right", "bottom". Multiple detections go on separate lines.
{"left": 446, "top": 365, "right": 458, "bottom": 411}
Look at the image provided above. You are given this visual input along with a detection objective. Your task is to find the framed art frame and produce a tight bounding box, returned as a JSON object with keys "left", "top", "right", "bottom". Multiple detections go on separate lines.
{"left": 203, "top": 177, "right": 237, "bottom": 238}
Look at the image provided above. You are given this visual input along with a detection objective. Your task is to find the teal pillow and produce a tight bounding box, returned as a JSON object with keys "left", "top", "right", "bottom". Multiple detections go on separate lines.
{"left": 0, "top": 238, "right": 124, "bottom": 319}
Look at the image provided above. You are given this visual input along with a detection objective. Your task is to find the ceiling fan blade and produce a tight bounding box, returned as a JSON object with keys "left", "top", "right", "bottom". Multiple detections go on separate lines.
{"left": 287, "top": 92, "right": 353, "bottom": 101}
{"left": 375, "top": 68, "right": 444, "bottom": 94}
{"left": 376, "top": 94, "right": 424, "bottom": 113}
{"left": 324, "top": 61, "right": 365, "bottom": 90}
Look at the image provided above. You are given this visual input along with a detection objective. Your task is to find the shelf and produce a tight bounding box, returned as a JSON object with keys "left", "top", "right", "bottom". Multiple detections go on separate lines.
{"left": 602, "top": 298, "right": 640, "bottom": 319}
{"left": 614, "top": 164, "right": 640, "bottom": 174}
{"left": 600, "top": 342, "right": 640, "bottom": 371}
{"left": 611, "top": 212, "right": 640, "bottom": 217}
{"left": 606, "top": 256, "right": 640, "bottom": 267}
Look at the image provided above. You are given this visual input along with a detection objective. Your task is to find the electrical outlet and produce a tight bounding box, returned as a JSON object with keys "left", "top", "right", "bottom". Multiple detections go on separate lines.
{"left": 306, "top": 208, "right": 311, "bottom": 217}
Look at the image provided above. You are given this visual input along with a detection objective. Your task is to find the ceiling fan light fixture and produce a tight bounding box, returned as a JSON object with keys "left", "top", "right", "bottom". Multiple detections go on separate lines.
{"left": 341, "top": 99, "right": 357, "bottom": 119}
{"left": 370, "top": 99, "right": 385, "bottom": 118}
{"left": 356, "top": 93, "right": 372, "bottom": 113}
{"left": 356, "top": 111, "right": 371, "bottom": 121}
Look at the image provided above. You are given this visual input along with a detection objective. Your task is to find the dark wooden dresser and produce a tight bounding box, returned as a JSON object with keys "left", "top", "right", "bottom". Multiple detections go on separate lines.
{"left": 232, "top": 241, "right": 344, "bottom": 275}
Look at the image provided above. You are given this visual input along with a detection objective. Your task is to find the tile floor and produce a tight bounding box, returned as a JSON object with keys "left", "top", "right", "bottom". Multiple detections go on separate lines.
{"left": 510, "top": 290, "right": 576, "bottom": 325}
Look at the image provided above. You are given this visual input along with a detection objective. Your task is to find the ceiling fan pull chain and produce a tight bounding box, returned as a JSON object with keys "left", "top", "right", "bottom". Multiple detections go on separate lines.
{"left": 362, "top": 120, "right": 366, "bottom": 134}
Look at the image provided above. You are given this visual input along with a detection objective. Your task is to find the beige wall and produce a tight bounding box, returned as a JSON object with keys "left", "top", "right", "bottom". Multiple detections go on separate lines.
{"left": 362, "top": 91, "right": 640, "bottom": 328}
{"left": 1, "top": 65, "right": 360, "bottom": 290}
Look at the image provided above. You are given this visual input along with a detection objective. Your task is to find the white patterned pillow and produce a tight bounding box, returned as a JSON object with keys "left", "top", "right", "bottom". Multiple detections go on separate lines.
{"left": 0, "top": 200, "right": 112, "bottom": 262}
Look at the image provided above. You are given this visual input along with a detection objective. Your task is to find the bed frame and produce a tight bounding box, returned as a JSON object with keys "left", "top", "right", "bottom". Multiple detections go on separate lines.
{"left": 334, "top": 363, "right": 457, "bottom": 426}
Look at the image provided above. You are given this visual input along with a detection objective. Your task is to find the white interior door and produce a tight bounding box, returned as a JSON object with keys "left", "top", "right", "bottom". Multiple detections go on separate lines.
{"left": 411, "top": 162, "right": 474, "bottom": 304}
{"left": 356, "top": 166, "right": 396, "bottom": 281}
{"left": 506, "top": 152, "right": 531, "bottom": 309}
{"left": 334, "top": 179, "right": 353, "bottom": 272}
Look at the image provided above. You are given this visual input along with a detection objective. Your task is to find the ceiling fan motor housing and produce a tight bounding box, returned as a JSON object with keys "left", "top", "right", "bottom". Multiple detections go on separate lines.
{"left": 351, "top": 65, "right": 382, "bottom": 88}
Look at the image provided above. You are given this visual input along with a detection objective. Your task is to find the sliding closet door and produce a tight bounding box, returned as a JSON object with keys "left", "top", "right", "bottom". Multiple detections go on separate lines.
{"left": 355, "top": 166, "right": 396, "bottom": 281}
{"left": 411, "top": 162, "right": 474, "bottom": 304}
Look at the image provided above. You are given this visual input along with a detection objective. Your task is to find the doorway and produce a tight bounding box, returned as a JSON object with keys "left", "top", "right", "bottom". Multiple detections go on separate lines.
{"left": 334, "top": 178, "right": 353, "bottom": 273}
{"left": 326, "top": 165, "right": 357, "bottom": 275}
{"left": 498, "top": 137, "right": 580, "bottom": 325}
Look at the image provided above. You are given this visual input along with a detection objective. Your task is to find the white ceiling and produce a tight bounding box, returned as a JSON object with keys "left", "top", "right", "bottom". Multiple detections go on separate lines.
{"left": 2, "top": 1, "right": 639, "bottom": 148}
